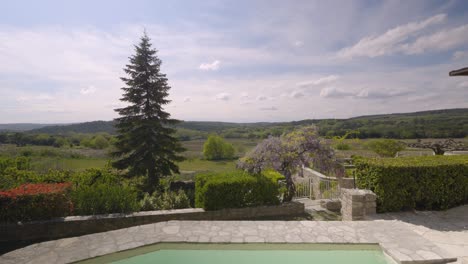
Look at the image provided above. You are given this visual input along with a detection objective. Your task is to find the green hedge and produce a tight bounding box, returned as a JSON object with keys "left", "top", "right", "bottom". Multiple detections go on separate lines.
{"left": 69, "top": 169, "right": 139, "bottom": 215}
{"left": 354, "top": 156, "right": 468, "bottom": 212}
{"left": 0, "top": 183, "right": 73, "bottom": 222}
{"left": 195, "top": 170, "right": 282, "bottom": 210}
{"left": 71, "top": 184, "right": 138, "bottom": 215}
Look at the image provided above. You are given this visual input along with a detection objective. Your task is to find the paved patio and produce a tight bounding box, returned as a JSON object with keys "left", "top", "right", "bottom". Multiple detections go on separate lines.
{"left": 0, "top": 219, "right": 457, "bottom": 264}
{"left": 371, "top": 205, "right": 468, "bottom": 264}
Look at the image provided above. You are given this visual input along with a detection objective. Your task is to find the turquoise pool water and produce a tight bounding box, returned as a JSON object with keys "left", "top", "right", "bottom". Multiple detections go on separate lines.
{"left": 79, "top": 243, "right": 393, "bottom": 264}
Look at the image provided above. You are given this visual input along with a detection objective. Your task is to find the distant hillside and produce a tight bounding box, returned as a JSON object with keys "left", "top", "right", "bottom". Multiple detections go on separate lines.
{"left": 0, "top": 123, "right": 51, "bottom": 132}
{"left": 316, "top": 108, "right": 468, "bottom": 138}
{"left": 29, "top": 121, "right": 116, "bottom": 134}
{"left": 4, "top": 108, "right": 468, "bottom": 139}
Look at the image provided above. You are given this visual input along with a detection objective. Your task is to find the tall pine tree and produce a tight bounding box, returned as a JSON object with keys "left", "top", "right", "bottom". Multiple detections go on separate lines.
{"left": 112, "top": 33, "right": 184, "bottom": 193}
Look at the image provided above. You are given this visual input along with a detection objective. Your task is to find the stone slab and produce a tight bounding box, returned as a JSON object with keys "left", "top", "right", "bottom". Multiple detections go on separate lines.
{"left": 0, "top": 220, "right": 457, "bottom": 264}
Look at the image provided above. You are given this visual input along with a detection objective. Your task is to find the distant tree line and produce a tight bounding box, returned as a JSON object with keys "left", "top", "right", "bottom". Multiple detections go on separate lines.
{"left": 1, "top": 109, "right": 467, "bottom": 143}
{"left": 0, "top": 132, "right": 113, "bottom": 149}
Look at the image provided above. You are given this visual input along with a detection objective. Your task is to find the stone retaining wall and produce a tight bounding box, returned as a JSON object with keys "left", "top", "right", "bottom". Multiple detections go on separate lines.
{"left": 341, "top": 188, "right": 376, "bottom": 221}
{"left": 0, "top": 202, "right": 304, "bottom": 243}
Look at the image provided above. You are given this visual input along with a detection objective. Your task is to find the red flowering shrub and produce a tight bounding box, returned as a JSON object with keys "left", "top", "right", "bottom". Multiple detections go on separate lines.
{"left": 0, "top": 183, "right": 73, "bottom": 222}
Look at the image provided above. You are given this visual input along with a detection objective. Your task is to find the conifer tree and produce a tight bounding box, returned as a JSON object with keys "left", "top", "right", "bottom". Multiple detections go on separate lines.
{"left": 112, "top": 33, "right": 184, "bottom": 193}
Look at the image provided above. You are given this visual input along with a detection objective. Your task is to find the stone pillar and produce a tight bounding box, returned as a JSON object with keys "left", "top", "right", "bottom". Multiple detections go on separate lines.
{"left": 340, "top": 188, "right": 376, "bottom": 221}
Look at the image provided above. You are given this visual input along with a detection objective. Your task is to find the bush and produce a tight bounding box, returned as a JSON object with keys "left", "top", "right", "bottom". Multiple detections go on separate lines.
{"left": 335, "top": 143, "right": 351, "bottom": 150}
{"left": 354, "top": 156, "right": 468, "bottom": 212}
{"left": 139, "top": 190, "right": 191, "bottom": 211}
{"left": 71, "top": 184, "right": 138, "bottom": 215}
{"left": 92, "top": 135, "right": 109, "bottom": 149}
{"left": 0, "top": 183, "right": 73, "bottom": 222}
{"left": 195, "top": 170, "right": 281, "bottom": 210}
{"left": 366, "top": 139, "right": 405, "bottom": 157}
{"left": 203, "top": 135, "right": 235, "bottom": 160}
{"left": 70, "top": 169, "right": 139, "bottom": 215}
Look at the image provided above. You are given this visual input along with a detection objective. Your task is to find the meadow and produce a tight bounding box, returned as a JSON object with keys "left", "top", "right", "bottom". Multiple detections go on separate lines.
{"left": 2, "top": 137, "right": 463, "bottom": 178}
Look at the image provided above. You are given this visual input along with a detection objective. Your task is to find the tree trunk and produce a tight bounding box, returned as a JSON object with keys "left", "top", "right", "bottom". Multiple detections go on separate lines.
{"left": 431, "top": 146, "right": 445, "bottom": 155}
{"left": 147, "top": 166, "right": 160, "bottom": 194}
{"left": 283, "top": 171, "right": 296, "bottom": 202}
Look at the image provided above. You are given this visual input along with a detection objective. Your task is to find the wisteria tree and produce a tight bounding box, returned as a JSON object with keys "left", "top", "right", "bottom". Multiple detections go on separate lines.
{"left": 237, "top": 126, "right": 342, "bottom": 201}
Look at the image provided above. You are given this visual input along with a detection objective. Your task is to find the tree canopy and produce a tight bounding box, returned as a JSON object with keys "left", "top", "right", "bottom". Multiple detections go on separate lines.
{"left": 112, "top": 33, "right": 184, "bottom": 193}
{"left": 237, "top": 126, "right": 341, "bottom": 201}
{"left": 203, "top": 135, "right": 235, "bottom": 160}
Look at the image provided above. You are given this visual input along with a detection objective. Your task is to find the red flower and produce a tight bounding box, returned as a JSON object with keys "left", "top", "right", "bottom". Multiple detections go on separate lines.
{"left": 0, "top": 183, "right": 72, "bottom": 199}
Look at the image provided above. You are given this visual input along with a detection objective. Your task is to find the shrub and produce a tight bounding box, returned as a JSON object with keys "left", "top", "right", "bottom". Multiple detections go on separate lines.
{"left": 70, "top": 169, "right": 139, "bottom": 215}
{"left": 71, "top": 184, "right": 138, "bottom": 215}
{"left": 0, "top": 183, "right": 73, "bottom": 222}
{"left": 195, "top": 170, "right": 281, "bottom": 210}
{"left": 335, "top": 143, "right": 351, "bottom": 150}
{"left": 92, "top": 135, "right": 109, "bottom": 149}
{"left": 203, "top": 135, "right": 235, "bottom": 160}
{"left": 366, "top": 139, "right": 405, "bottom": 157}
{"left": 354, "top": 156, "right": 468, "bottom": 212}
{"left": 139, "top": 190, "right": 191, "bottom": 211}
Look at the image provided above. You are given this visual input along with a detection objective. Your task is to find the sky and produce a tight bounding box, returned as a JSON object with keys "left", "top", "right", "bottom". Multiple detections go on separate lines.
{"left": 0, "top": 0, "right": 467, "bottom": 123}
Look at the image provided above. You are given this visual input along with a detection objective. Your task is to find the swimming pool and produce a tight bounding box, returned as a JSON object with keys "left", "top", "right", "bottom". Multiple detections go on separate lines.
{"left": 78, "top": 243, "right": 395, "bottom": 264}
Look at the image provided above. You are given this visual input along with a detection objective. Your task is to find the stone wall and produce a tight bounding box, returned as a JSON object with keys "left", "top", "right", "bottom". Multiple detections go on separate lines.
{"left": 0, "top": 202, "right": 304, "bottom": 243}
{"left": 340, "top": 188, "right": 376, "bottom": 221}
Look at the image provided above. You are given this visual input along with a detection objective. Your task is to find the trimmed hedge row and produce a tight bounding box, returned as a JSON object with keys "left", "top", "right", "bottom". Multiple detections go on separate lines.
{"left": 0, "top": 183, "right": 73, "bottom": 222}
{"left": 354, "top": 156, "right": 468, "bottom": 212}
{"left": 195, "top": 170, "right": 283, "bottom": 210}
{"left": 1, "top": 164, "right": 140, "bottom": 222}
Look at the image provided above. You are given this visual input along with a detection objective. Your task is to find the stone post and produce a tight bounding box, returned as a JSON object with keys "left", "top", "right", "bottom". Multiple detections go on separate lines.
{"left": 340, "top": 188, "right": 377, "bottom": 221}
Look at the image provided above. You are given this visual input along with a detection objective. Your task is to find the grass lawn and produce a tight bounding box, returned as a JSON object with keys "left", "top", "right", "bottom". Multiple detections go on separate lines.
{"left": 30, "top": 157, "right": 110, "bottom": 172}
{"left": 178, "top": 158, "right": 236, "bottom": 172}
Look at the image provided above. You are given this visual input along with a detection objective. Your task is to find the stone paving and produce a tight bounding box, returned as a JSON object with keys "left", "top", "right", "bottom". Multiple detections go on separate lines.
{"left": 0, "top": 220, "right": 457, "bottom": 264}
{"left": 371, "top": 205, "right": 468, "bottom": 264}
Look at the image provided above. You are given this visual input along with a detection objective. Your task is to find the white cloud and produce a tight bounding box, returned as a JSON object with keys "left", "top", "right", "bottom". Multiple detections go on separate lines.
{"left": 183, "top": 96, "right": 191, "bottom": 102}
{"left": 297, "top": 75, "right": 339, "bottom": 87}
{"left": 80, "top": 86, "right": 96, "bottom": 95}
{"left": 293, "top": 40, "right": 304, "bottom": 47}
{"left": 240, "top": 92, "right": 249, "bottom": 99}
{"left": 215, "top": 92, "right": 230, "bottom": 101}
{"left": 37, "top": 94, "right": 54, "bottom": 100}
{"left": 337, "top": 14, "right": 446, "bottom": 59}
{"left": 259, "top": 106, "right": 278, "bottom": 111}
{"left": 400, "top": 25, "right": 468, "bottom": 55}
{"left": 319, "top": 87, "right": 354, "bottom": 98}
{"left": 453, "top": 51, "right": 468, "bottom": 60}
{"left": 15, "top": 94, "right": 54, "bottom": 102}
{"left": 256, "top": 95, "right": 268, "bottom": 101}
{"left": 290, "top": 91, "right": 305, "bottom": 98}
{"left": 458, "top": 82, "right": 468, "bottom": 88}
{"left": 199, "top": 60, "right": 221, "bottom": 71}
{"left": 16, "top": 96, "right": 29, "bottom": 103}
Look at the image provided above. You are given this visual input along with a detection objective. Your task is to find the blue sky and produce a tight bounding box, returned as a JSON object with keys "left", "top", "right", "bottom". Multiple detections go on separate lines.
{"left": 1, "top": 0, "right": 467, "bottom": 123}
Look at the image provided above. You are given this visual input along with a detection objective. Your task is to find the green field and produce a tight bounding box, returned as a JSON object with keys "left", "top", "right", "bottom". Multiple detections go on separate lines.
{"left": 1, "top": 137, "right": 465, "bottom": 176}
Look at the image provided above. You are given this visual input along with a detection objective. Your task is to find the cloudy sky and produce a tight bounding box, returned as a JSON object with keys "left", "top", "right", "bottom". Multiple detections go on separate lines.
{"left": 1, "top": 0, "right": 467, "bottom": 123}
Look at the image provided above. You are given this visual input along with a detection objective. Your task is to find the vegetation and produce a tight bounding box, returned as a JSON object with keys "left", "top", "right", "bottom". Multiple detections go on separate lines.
{"left": 0, "top": 158, "right": 139, "bottom": 219}
{"left": 0, "top": 183, "right": 73, "bottom": 222}
{"left": 366, "top": 139, "right": 406, "bottom": 157}
{"left": 195, "top": 170, "right": 283, "bottom": 210}
{"left": 354, "top": 156, "right": 468, "bottom": 212}
{"left": 331, "top": 130, "right": 359, "bottom": 150}
{"left": 139, "top": 190, "right": 191, "bottom": 211}
{"left": 2, "top": 108, "right": 466, "bottom": 142}
{"left": 238, "top": 126, "right": 342, "bottom": 201}
{"left": 203, "top": 135, "right": 235, "bottom": 160}
{"left": 112, "top": 33, "right": 184, "bottom": 193}
{"left": 407, "top": 139, "right": 467, "bottom": 155}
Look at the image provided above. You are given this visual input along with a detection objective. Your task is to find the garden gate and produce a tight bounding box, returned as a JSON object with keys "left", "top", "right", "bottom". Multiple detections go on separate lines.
{"left": 293, "top": 178, "right": 313, "bottom": 199}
